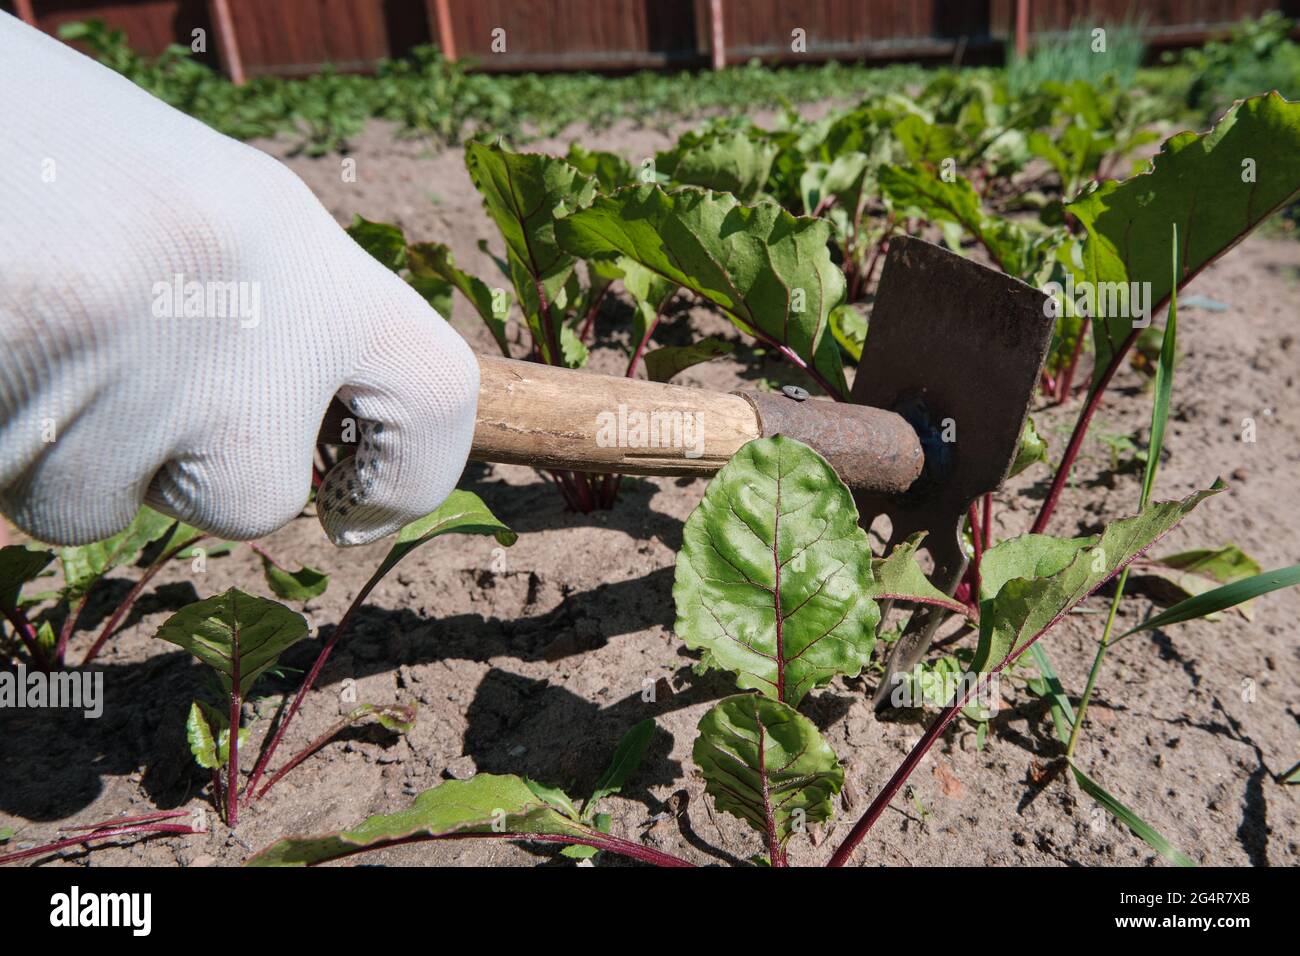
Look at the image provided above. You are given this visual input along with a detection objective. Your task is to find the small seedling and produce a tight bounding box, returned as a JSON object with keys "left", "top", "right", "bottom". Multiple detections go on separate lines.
{"left": 156, "top": 587, "right": 309, "bottom": 826}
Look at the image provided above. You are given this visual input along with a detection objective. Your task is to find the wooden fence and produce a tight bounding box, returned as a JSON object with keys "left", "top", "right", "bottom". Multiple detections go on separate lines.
{"left": 4, "top": 1, "right": 1297, "bottom": 81}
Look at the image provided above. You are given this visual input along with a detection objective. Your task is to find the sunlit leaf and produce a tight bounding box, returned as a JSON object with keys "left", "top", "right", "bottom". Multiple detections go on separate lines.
{"left": 186, "top": 699, "right": 248, "bottom": 770}
{"left": 1133, "top": 544, "right": 1264, "bottom": 619}
{"left": 58, "top": 507, "right": 175, "bottom": 597}
{"left": 566, "top": 143, "right": 635, "bottom": 192}
{"left": 346, "top": 215, "right": 407, "bottom": 272}
{"left": 557, "top": 184, "right": 847, "bottom": 398}
{"left": 465, "top": 141, "right": 597, "bottom": 361}
{"left": 828, "top": 303, "right": 867, "bottom": 362}
{"left": 1117, "top": 564, "right": 1300, "bottom": 639}
{"left": 673, "top": 436, "right": 878, "bottom": 706}
{"left": 155, "top": 588, "right": 309, "bottom": 696}
{"left": 408, "top": 242, "right": 512, "bottom": 356}
{"left": 586, "top": 718, "right": 655, "bottom": 814}
{"left": 1008, "top": 417, "right": 1048, "bottom": 478}
{"left": 1072, "top": 763, "right": 1194, "bottom": 867}
{"left": 260, "top": 558, "right": 329, "bottom": 603}
{"left": 247, "top": 774, "right": 595, "bottom": 866}
{"left": 1024, "top": 645, "right": 1196, "bottom": 866}
{"left": 971, "top": 484, "right": 1224, "bottom": 672}
{"left": 1068, "top": 93, "right": 1300, "bottom": 387}
{"left": 657, "top": 129, "right": 778, "bottom": 201}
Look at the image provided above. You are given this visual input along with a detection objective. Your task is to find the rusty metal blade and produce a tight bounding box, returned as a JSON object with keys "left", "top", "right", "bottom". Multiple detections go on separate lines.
{"left": 850, "top": 236, "right": 1053, "bottom": 710}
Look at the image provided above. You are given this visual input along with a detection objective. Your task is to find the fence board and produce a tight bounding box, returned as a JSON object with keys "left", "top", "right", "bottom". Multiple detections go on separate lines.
{"left": 225, "top": 0, "right": 430, "bottom": 76}
{"left": 721, "top": 0, "right": 997, "bottom": 63}
{"left": 14, "top": 0, "right": 1300, "bottom": 77}
{"left": 446, "top": 0, "right": 703, "bottom": 71}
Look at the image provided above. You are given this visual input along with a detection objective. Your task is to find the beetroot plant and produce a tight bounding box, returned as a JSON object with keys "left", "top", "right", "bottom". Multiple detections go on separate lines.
{"left": 238, "top": 491, "right": 514, "bottom": 809}
{"left": 158, "top": 588, "right": 310, "bottom": 827}
{"left": 238, "top": 95, "right": 1300, "bottom": 868}
{"left": 349, "top": 143, "right": 679, "bottom": 512}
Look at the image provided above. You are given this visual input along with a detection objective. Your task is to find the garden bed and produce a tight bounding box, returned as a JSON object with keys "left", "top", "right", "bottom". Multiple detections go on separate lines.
{"left": 1, "top": 116, "right": 1296, "bottom": 868}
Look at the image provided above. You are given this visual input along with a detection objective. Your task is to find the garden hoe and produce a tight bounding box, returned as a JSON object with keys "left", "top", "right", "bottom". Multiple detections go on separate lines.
{"left": 466, "top": 236, "right": 1053, "bottom": 710}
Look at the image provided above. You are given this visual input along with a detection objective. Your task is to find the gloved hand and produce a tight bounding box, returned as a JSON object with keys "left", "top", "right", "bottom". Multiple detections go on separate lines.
{"left": 0, "top": 13, "right": 478, "bottom": 547}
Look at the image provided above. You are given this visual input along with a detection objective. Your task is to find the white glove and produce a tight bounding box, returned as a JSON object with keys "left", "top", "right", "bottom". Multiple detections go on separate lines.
{"left": 0, "top": 13, "right": 478, "bottom": 547}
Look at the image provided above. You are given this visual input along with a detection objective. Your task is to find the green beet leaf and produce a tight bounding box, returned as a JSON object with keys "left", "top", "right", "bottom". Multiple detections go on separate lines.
{"left": 186, "top": 700, "right": 248, "bottom": 770}
{"left": 971, "top": 484, "right": 1224, "bottom": 673}
{"left": 0, "top": 545, "right": 54, "bottom": 610}
{"left": 828, "top": 303, "right": 867, "bottom": 362}
{"left": 1068, "top": 92, "right": 1300, "bottom": 387}
{"left": 395, "top": 490, "right": 517, "bottom": 549}
{"left": 799, "top": 151, "right": 871, "bottom": 217}
{"left": 260, "top": 557, "right": 329, "bottom": 603}
{"left": 465, "top": 141, "right": 597, "bottom": 360}
{"left": 673, "top": 436, "right": 878, "bottom": 706}
{"left": 693, "top": 694, "right": 842, "bottom": 851}
{"left": 559, "top": 324, "right": 589, "bottom": 369}
{"left": 186, "top": 700, "right": 219, "bottom": 770}
{"left": 346, "top": 215, "right": 407, "bottom": 272}
{"left": 868, "top": 532, "right": 971, "bottom": 617}
{"left": 1008, "top": 417, "right": 1049, "bottom": 478}
{"left": 642, "top": 338, "right": 734, "bottom": 383}
{"left": 565, "top": 143, "right": 635, "bottom": 192}
{"left": 879, "top": 164, "right": 1042, "bottom": 279}
{"left": 58, "top": 506, "right": 175, "bottom": 598}
{"left": 978, "top": 533, "right": 1096, "bottom": 604}
{"left": 556, "top": 184, "right": 847, "bottom": 398}
{"left": 656, "top": 129, "right": 779, "bottom": 201}
{"left": 373, "top": 490, "right": 516, "bottom": 584}
{"left": 155, "top": 587, "right": 308, "bottom": 696}
{"left": 246, "top": 774, "right": 595, "bottom": 866}
{"left": 621, "top": 257, "right": 678, "bottom": 366}
{"left": 408, "top": 241, "right": 512, "bottom": 357}
{"left": 1132, "top": 544, "right": 1263, "bottom": 619}
{"left": 345, "top": 702, "right": 418, "bottom": 735}
{"left": 893, "top": 114, "right": 966, "bottom": 168}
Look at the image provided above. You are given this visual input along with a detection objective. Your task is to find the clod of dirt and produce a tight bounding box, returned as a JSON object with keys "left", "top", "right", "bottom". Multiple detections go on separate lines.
{"left": 443, "top": 756, "right": 477, "bottom": 780}
{"left": 932, "top": 761, "right": 967, "bottom": 799}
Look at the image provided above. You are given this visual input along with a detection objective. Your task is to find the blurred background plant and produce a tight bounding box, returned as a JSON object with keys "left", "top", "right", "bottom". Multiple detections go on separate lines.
{"left": 1005, "top": 14, "right": 1148, "bottom": 94}
{"left": 1167, "top": 11, "right": 1300, "bottom": 118}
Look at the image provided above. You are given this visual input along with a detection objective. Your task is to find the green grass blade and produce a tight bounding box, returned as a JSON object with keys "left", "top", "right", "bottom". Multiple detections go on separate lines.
{"left": 1117, "top": 564, "right": 1300, "bottom": 640}
{"left": 1027, "top": 643, "right": 1075, "bottom": 743}
{"left": 1065, "top": 224, "right": 1182, "bottom": 760}
{"left": 1027, "top": 622, "right": 1196, "bottom": 867}
{"left": 1070, "top": 763, "right": 1195, "bottom": 867}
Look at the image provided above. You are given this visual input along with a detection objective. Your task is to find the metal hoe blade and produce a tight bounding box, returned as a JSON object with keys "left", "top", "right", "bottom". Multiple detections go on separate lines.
{"left": 851, "top": 237, "right": 1053, "bottom": 711}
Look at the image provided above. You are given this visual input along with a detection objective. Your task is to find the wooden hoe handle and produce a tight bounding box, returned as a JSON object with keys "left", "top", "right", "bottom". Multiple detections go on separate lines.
{"left": 470, "top": 354, "right": 924, "bottom": 495}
